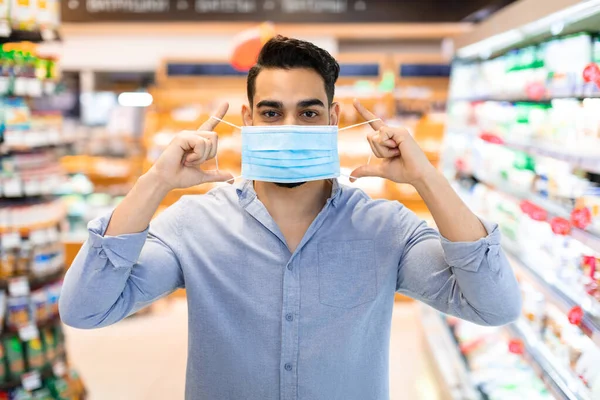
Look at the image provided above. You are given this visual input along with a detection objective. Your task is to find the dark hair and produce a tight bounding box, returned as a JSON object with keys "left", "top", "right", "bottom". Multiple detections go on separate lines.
{"left": 247, "top": 35, "right": 340, "bottom": 106}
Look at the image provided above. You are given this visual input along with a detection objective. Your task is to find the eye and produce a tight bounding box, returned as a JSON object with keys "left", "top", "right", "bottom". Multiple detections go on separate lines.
{"left": 301, "top": 110, "right": 319, "bottom": 118}
{"left": 262, "top": 110, "right": 280, "bottom": 119}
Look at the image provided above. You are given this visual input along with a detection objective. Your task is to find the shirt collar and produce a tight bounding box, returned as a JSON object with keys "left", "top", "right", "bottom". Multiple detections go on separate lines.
{"left": 236, "top": 179, "right": 342, "bottom": 208}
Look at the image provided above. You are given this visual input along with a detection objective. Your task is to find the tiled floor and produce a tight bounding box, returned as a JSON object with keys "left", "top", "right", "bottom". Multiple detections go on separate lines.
{"left": 64, "top": 300, "right": 441, "bottom": 400}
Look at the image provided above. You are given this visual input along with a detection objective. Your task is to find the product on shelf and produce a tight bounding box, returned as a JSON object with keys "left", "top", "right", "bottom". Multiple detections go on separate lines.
{"left": 445, "top": 315, "right": 554, "bottom": 399}
{"left": 449, "top": 33, "right": 600, "bottom": 100}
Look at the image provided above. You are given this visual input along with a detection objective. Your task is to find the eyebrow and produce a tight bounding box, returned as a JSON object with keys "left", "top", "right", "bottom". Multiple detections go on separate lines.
{"left": 297, "top": 99, "right": 325, "bottom": 108}
{"left": 256, "top": 100, "right": 284, "bottom": 109}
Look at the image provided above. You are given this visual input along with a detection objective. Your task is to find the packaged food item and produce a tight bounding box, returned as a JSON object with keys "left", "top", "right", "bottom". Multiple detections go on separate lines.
{"left": 12, "top": 388, "right": 34, "bottom": 400}
{"left": 40, "top": 327, "right": 55, "bottom": 361}
{"left": 7, "top": 296, "right": 31, "bottom": 329}
{"left": 46, "top": 282, "right": 60, "bottom": 318}
{"left": 30, "top": 288, "right": 47, "bottom": 323}
{"left": 47, "top": 377, "right": 71, "bottom": 400}
{"left": 10, "top": 0, "right": 36, "bottom": 31}
{"left": 32, "top": 388, "right": 53, "bottom": 400}
{"left": 4, "top": 336, "right": 25, "bottom": 377}
{"left": 53, "top": 324, "right": 64, "bottom": 356}
{"left": 0, "top": 290, "right": 6, "bottom": 333}
{"left": 1, "top": 250, "right": 16, "bottom": 277}
{"left": 15, "top": 237, "right": 31, "bottom": 276}
{"left": 0, "top": 341, "right": 6, "bottom": 383}
{"left": 25, "top": 338, "right": 44, "bottom": 369}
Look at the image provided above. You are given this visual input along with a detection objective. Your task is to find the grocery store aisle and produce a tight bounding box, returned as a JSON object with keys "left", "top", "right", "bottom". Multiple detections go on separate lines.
{"left": 64, "top": 299, "right": 440, "bottom": 400}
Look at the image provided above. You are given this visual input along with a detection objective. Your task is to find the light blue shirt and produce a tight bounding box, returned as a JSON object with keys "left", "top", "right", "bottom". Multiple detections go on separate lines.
{"left": 59, "top": 179, "right": 521, "bottom": 400}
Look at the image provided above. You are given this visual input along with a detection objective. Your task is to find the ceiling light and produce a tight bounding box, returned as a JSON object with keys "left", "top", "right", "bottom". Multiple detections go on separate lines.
{"left": 117, "top": 92, "right": 153, "bottom": 107}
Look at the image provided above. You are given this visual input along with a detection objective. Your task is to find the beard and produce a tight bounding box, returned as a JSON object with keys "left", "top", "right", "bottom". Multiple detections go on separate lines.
{"left": 275, "top": 182, "right": 306, "bottom": 189}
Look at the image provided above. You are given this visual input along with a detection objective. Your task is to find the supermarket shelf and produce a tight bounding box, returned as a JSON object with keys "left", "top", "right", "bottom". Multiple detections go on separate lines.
{"left": 0, "top": 363, "right": 55, "bottom": 391}
{"left": 448, "top": 129, "right": 600, "bottom": 174}
{"left": 1, "top": 141, "right": 76, "bottom": 155}
{"left": 504, "top": 242, "right": 600, "bottom": 347}
{"left": 0, "top": 28, "right": 60, "bottom": 44}
{"left": 419, "top": 305, "right": 480, "bottom": 400}
{"left": 0, "top": 269, "right": 64, "bottom": 292}
{"left": 505, "top": 320, "right": 591, "bottom": 400}
{"left": 449, "top": 94, "right": 600, "bottom": 103}
{"left": 475, "top": 175, "right": 600, "bottom": 254}
{"left": 0, "top": 315, "right": 61, "bottom": 340}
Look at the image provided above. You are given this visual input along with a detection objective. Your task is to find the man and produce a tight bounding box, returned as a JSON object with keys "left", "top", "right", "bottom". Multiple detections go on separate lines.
{"left": 60, "top": 36, "right": 521, "bottom": 400}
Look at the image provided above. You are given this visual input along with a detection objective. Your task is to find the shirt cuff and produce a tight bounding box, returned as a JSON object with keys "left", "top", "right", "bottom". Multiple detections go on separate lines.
{"left": 87, "top": 211, "right": 149, "bottom": 269}
{"left": 440, "top": 219, "right": 502, "bottom": 273}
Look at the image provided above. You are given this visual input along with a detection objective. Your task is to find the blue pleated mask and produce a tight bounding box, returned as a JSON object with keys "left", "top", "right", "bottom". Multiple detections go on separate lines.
{"left": 209, "top": 116, "right": 382, "bottom": 184}
{"left": 241, "top": 125, "right": 340, "bottom": 183}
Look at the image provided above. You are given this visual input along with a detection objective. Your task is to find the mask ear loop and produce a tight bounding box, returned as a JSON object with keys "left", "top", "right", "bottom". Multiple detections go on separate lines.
{"left": 207, "top": 117, "right": 383, "bottom": 183}
{"left": 208, "top": 116, "right": 244, "bottom": 184}
{"left": 338, "top": 118, "right": 382, "bottom": 181}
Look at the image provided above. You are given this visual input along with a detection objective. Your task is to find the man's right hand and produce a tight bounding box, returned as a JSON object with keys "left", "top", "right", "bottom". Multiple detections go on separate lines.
{"left": 149, "top": 102, "right": 234, "bottom": 191}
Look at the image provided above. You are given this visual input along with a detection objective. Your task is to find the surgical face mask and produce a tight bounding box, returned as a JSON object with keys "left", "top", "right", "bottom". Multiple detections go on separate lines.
{"left": 211, "top": 117, "right": 380, "bottom": 184}
{"left": 242, "top": 125, "right": 339, "bottom": 183}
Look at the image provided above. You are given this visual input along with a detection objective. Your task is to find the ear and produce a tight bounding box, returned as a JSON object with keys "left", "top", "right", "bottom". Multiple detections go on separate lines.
{"left": 329, "top": 102, "right": 341, "bottom": 126}
{"left": 242, "top": 104, "right": 253, "bottom": 126}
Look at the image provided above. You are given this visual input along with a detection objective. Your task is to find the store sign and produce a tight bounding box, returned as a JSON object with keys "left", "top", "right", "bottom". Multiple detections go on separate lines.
{"left": 61, "top": 0, "right": 503, "bottom": 23}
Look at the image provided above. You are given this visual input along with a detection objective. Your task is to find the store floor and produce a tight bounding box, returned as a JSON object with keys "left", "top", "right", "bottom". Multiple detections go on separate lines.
{"left": 64, "top": 299, "right": 441, "bottom": 400}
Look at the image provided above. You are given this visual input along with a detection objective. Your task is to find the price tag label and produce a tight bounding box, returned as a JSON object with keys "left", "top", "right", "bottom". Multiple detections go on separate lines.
{"left": 21, "top": 370, "right": 42, "bottom": 391}
{"left": 0, "top": 76, "right": 9, "bottom": 95}
{"left": 52, "top": 360, "right": 67, "bottom": 377}
{"left": 23, "top": 178, "right": 41, "bottom": 196}
{"left": 44, "top": 81, "right": 56, "bottom": 95}
{"left": 8, "top": 277, "right": 30, "bottom": 297}
{"left": 27, "top": 78, "right": 43, "bottom": 98}
{"left": 13, "top": 77, "right": 28, "bottom": 96}
{"left": 3, "top": 177, "right": 22, "bottom": 197}
{"left": 0, "top": 21, "right": 11, "bottom": 37}
{"left": 41, "top": 29, "right": 56, "bottom": 41}
{"left": 2, "top": 231, "right": 21, "bottom": 249}
{"left": 18, "top": 323, "right": 39, "bottom": 341}
{"left": 46, "top": 227, "right": 59, "bottom": 243}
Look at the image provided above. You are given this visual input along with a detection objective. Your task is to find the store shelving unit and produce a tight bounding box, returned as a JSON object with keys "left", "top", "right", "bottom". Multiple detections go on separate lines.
{"left": 0, "top": 7, "right": 87, "bottom": 399}
{"left": 505, "top": 320, "right": 591, "bottom": 400}
{"left": 436, "top": 27, "right": 600, "bottom": 400}
{"left": 419, "top": 305, "right": 480, "bottom": 400}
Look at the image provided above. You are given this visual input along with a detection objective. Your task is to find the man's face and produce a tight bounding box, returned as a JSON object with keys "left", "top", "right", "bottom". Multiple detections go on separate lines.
{"left": 242, "top": 68, "right": 340, "bottom": 188}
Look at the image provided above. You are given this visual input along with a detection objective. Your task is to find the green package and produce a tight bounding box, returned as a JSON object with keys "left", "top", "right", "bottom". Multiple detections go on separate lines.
{"left": 40, "top": 328, "right": 56, "bottom": 362}
{"left": 32, "top": 387, "right": 53, "bottom": 400}
{"left": 0, "top": 341, "right": 6, "bottom": 383}
{"left": 25, "top": 338, "right": 45, "bottom": 370}
{"left": 4, "top": 337, "right": 25, "bottom": 378}
{"left": 47, "top": 377, "right": 71, "bottom": 400}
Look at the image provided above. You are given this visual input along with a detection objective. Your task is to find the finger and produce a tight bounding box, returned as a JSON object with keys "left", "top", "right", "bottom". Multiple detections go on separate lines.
{"left": 177, "top": 133, "right": 205, "bottom": 164}
{"left": 201, "top": 137, "right": 212, "bottom": 162}
{"left": 381, "top": 138, "right": 398, "bottom": 149}
{"left": 199, "top": 102, "right": 229, "bottom": 131}
{"left": 201, "top": 169, "right": 234, "bottom": 184}
{"left": 184, "top": 153, "right": 202, "bottom": 165}
{"left": 353, "top": 99, "right": 384, "bottom": 130}
{"left": 199, "top": 131, "right": 218, "bottom": 160}
{"left": 367, "top": 133, "right": 383, "bottom": 158}
{"left": 349, "top": 164, "right": 381, "bottom": 183}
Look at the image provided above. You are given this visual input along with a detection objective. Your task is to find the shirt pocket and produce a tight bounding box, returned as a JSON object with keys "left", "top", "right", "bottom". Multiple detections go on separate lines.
{"left": 318, "top": 240, "right": 377, "bottom": 309}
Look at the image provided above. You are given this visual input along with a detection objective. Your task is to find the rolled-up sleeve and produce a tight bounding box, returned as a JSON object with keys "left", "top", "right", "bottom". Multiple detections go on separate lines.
{"left": 396, "top": 211, "right": 521, "bottom": 326}
{"left": 59, "top": 205, "right": 185, "bottom": 329}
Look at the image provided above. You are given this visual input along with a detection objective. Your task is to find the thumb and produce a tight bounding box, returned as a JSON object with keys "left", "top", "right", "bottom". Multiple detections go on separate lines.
{"left": 202, "top": 169, "right": 235, "bottom": 184}
{"left": 349, "top": 164, "right": 380, "bottom": 183}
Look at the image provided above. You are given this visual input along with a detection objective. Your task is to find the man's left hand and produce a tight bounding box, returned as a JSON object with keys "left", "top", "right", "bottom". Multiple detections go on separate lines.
{"left": 350, "top": 99, "right": 437, "bottom": 186}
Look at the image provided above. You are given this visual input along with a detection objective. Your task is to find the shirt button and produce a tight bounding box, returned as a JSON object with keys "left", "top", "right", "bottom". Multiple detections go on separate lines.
{"left": 284, "top": 363, "right": 293, "bottom": 371}
{"left": 285, "top": 313, "right": 293, "bottom": 322}
{"left": 287, "top": 264, "right": 293, "bottom": 271}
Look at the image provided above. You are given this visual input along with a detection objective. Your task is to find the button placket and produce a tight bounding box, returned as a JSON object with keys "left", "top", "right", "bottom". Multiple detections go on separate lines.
{"left": 280, "top": 259, "right": 300, "bottom": 400}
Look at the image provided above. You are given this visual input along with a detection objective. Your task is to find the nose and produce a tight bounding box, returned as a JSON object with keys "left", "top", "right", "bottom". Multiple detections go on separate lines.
{"left": 282, "top": 115, "right": 298, "bottom": 125}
